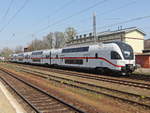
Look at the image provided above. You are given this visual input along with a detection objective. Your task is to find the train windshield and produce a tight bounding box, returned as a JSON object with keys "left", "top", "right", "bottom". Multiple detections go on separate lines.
{"left": 115, "top": 42, "right": 134, "bottom": 60}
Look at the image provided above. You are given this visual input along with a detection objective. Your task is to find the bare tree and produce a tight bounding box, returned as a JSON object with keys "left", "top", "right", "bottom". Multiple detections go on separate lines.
{"left": 54, "top": 32, "right": 65, "bottom": 48}
{"left": 65, "top": 27, "right": 77, "bottom": 42}
{"left": 27, "top": 39, "right": 45, "bottom": 51}
{"left": 14, "top": 46, "right": 23, "bottom": 53}
{"left": 42, "top": 32, "right": 65, "bottom": 49}
{"left": 43, "top": 32, "right": 53, "bottom": 49}
{"left": 27, "top": 32, "right": 54, "bottom": 51}
{"left": 23, "top": 27, "right": 77, "bottom": 51}
{"left": 0, "top": 47, "right": 13, "bottom": 58}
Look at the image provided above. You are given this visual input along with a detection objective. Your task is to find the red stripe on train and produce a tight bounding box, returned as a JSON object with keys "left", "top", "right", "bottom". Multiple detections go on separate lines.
{"left": 30, "top": 57, "right": 124, "bottom": 68}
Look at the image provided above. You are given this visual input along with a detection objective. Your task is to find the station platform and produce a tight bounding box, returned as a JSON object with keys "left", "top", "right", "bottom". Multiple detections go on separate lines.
{"left": 0, "top": 81, "right": 26, "bottom": 113}
{"left": 135, "top": 68, "right": 150, "bottom": 75}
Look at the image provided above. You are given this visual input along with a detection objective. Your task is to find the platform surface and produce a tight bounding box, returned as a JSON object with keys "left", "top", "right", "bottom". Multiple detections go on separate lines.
{"left": 0, "top": 81, "right": 26, "bottom": 113}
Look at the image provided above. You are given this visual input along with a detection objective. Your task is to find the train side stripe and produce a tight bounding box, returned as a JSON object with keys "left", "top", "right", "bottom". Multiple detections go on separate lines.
{"left": 18, "top": 57, "right": 123, "bottom": 68}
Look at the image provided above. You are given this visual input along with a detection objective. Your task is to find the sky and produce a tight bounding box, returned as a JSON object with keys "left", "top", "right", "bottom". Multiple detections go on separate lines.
{"left": 0, "top": 0, "right": 150, "bottom": 49}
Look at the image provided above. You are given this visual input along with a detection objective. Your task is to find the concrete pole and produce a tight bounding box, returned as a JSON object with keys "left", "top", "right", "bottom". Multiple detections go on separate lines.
{"left": 93, "top": 12, "right": 97, "bottom": 43}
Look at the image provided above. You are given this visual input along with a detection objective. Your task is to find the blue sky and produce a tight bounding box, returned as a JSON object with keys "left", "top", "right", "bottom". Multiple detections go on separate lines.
{"left": 0, "top": 0, "right": 150, "bottom": 49}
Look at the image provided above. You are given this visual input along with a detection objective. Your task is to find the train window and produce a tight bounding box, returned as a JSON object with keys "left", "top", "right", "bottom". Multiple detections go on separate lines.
{"left": 111, "top": 51, "right": 122, "bottom": 60}
{"left": 32, "top": 59, "right": 41, "bottom": 62}
{"left": 62, "top": 46, "right": 89, "bottom": 53}
{"left": 25, "top": 55, "right": 27, "bottom": 59}
{"left": 18, "top": 54, "right": 24, "bottom": 57}
{"left": 65, "top": 59, "right": 83, "bottom": 65}
{"left": 32, "top": 51, "right": 43, "bottom": 55}
{"left": 95, "top": 53, "right": 98, "bottom": 58}
{"left": 19, "top": 59, "right": 23, "bottom": 61}
{"left": 86, "top": 57, "right": 88, "bottom": 62}
{"left": 56, "top": 55, "right": 58, "bottom": 58}
{"left": 113, "top": 41, "right": 134, "bottom": 60}
{"left": 46, "top": 55, "right": 49, "bottom": 58}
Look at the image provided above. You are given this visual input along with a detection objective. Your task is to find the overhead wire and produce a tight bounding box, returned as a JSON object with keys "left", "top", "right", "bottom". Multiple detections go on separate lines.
{"left": 77, "top": 15, "right": 150, "bottom": 34}
{"left": 98, "top": 0, "right": 137, "bottom": 16}
{"left": 51, "top": 0, "right": 74, "bottom": 15}
{"left": 23, "top": 0, "right": 76, "bottom": 39}
{"left": 0, "top": 0, "right": 14, "bottom": 23}
{"left": 40, "top": 0, "right": 137, "bottom": 36}
{"left": 34, "top": 0, "right": 137, "bottom": 37}
{"left": 98, "top": 15, "right": 150, "bottom": 30}
{"left": 60, "top": 0, "right": 137, "bottom": 31}
{"left": 32, "top": 0, "right": 75, "bottom": 26}
{"left": 25, "top": 0, "right": 140, "bottom": 39}
{"left": 0, "top": 0, "right": 29, "bottom": 33}
{"left": 34, "top": 0, "right": 109, "bottom": 34}
{"left": 71, "top": 0, "right": 140, "bottom": 34}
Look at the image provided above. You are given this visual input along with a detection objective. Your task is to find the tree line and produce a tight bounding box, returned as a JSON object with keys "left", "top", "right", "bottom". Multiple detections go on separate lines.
{"left": 0, "top": 27, "right": 77, "bottom": 58}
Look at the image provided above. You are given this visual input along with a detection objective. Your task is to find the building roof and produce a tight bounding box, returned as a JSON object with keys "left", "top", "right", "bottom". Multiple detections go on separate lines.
{"left": 97, "top": 27, "right": 146, "bottom": 36}
{"left": 67, "top": 27, "right": 146, "bottom": 47}
{"left": 136, "top": 53, "right": 150, "bottom": 56}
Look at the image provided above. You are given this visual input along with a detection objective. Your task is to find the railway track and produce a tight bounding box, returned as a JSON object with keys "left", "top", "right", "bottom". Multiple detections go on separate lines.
{"left": 15, "top": 67, "right": 150, "bottom": 109}
{"left": 0, "top": 68, "right": 86, "bottom": 113}
{"left": 10, "top": 62, "right": 150, "bottom": 81}
{"left": 15, "top": 65, "right": 150, "bottom": 90}
{"left": 4, "top": 64, "right": 150, "bottom": 90}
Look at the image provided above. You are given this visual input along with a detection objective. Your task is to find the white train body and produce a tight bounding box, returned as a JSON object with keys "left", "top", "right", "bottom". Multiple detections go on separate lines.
{"left": 10, "top": 41, "right": 136, "bottom": 74}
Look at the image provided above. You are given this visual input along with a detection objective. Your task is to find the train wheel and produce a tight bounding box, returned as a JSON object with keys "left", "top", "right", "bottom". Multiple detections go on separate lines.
{"left": 121, "top": 72, "right": 131, "bottom": 76}
{"left": 95, "top": 67, "right": 105, "bottom": 74}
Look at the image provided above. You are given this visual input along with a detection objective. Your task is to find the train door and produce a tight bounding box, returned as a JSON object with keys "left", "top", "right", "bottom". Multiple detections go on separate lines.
{"left": 41, "top": 54, "right": 43, "bottom": 64}
{"left": 84, "top": 53, "right": 89, "bottom": 68}
{"left": 50, "top": 52, "right": 51, "bottom": 65}
{"left": 55, "top": 50, "right": 60, "bottom": 65}
{"left": 55, "top": 54, "right": 59, "bottom": 65}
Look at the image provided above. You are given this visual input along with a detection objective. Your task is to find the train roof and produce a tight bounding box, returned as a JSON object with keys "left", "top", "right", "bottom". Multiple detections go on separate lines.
{"left": 11, "top": 41, "right": 131, "bottom": 56}
{"left": 62, "top": 42, "right": 118, "bottom": 49}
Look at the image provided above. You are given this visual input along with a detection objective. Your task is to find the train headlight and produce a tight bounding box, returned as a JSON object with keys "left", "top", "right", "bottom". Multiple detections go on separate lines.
{"left": 124, "top": 51, "right": 130, "bottom": 57}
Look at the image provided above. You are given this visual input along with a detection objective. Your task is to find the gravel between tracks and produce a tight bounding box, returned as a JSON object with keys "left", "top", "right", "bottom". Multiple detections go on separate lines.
{"left": 0, "top": 63, "right": 150, "bottom": 113}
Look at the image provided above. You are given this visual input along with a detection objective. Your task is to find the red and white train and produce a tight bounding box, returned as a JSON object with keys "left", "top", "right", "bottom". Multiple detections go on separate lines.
{"left": 10, "top": 41, "right": 136, "bottom": 75}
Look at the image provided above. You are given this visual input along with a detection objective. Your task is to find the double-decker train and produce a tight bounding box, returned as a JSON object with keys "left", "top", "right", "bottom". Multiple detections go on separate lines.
{"left": 10, "top": 41, "right": 136, "bottom": 75}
